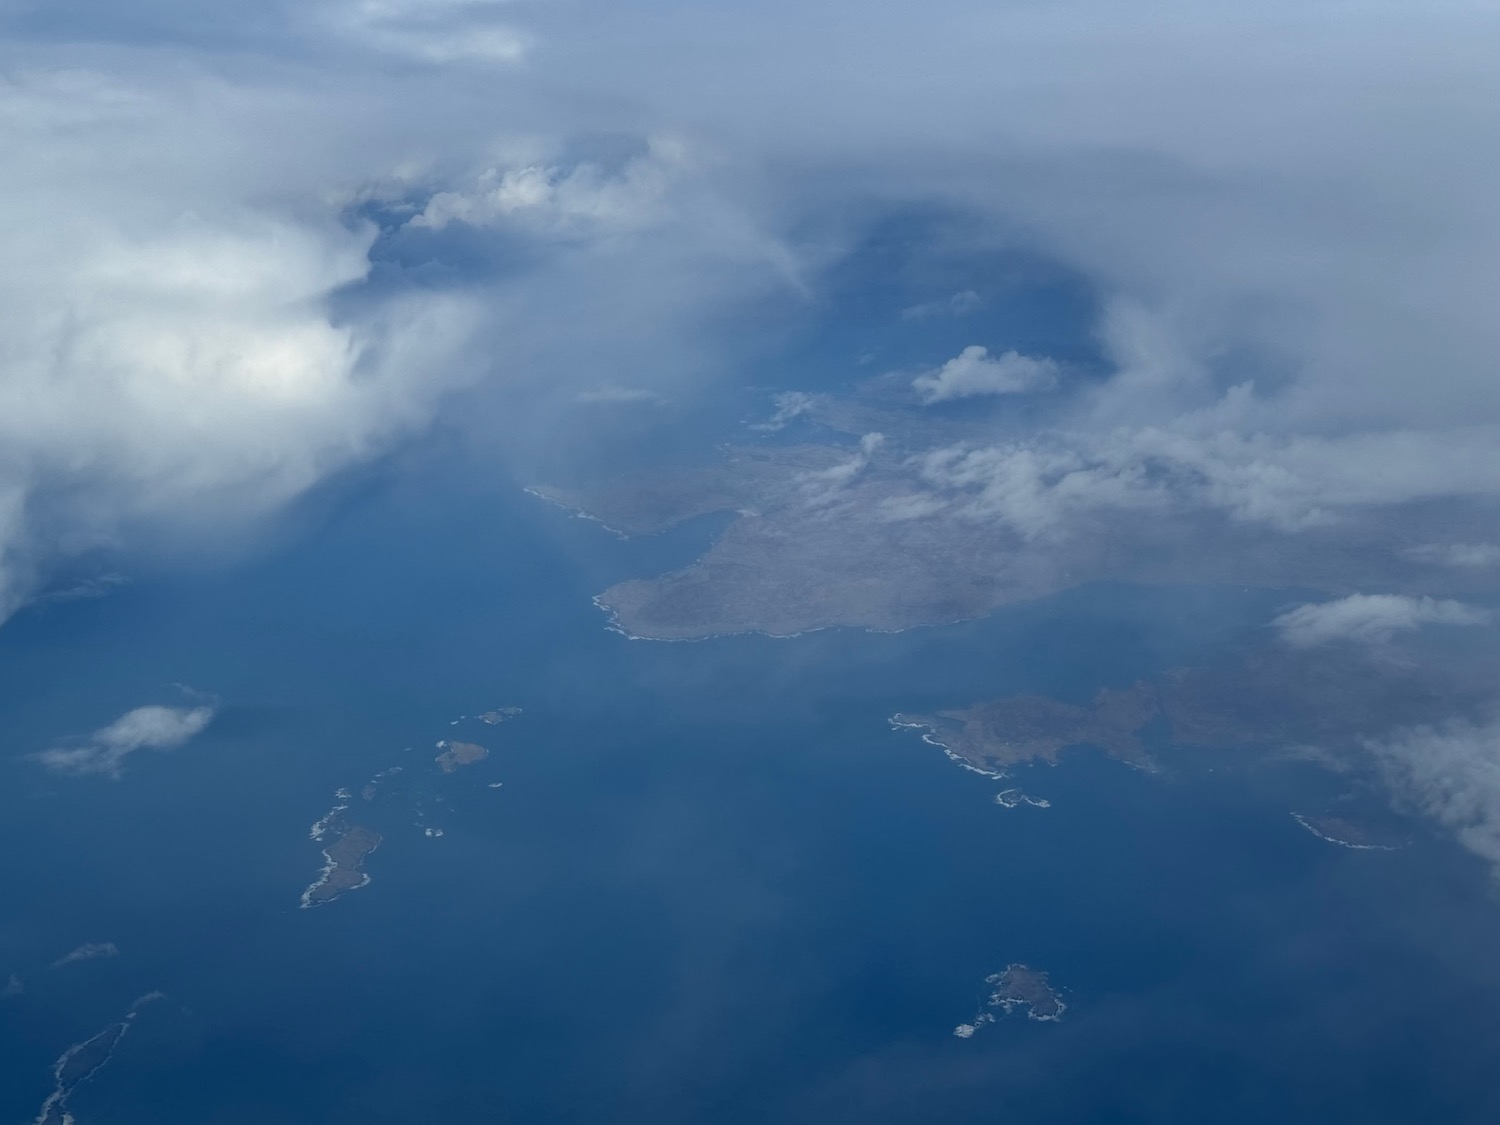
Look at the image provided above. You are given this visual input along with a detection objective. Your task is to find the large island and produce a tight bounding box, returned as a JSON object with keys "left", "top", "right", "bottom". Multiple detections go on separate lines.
{"left": 301, "top": 824, "right": 382, "bottom": 908}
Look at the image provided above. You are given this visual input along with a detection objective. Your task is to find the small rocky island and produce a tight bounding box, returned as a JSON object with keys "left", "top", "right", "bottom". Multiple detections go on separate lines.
{"left": 435, "top": 740, "right": 488, "bottom": 773}
{"left": 1292, "top": 812, "right": 1408, "bottom": 851}
{"left": 954, "top": 964, "right": 1067, "bottom": 1037}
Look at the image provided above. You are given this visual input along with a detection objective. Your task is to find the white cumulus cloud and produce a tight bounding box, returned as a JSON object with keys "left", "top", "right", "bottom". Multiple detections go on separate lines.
{"left": 913, "top": 346, "right": 1059, "bottom": 404}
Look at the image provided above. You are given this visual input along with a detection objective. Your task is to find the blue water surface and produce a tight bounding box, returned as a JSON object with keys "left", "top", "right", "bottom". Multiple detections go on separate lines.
{"left": 2, "top": 438, "right": 1500, "bottom": 1125}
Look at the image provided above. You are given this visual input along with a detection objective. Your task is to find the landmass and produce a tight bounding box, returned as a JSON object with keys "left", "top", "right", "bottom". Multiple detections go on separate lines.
{"left": 298, "top": 707, "right": 521, "bottom": 906}
{"left": 896, "top": 636, "right": 1498, "bottom": 816}
{"left": 301, "top": 825, "right": 382, "bottom": 908}
{"left": 530, "top": 415, "right": 1500, "bottom": 640}
{"left": 954, "top": 964, "right": 1067, "bottom": 1037}
{"left": 32, "top": 993, "right": 161, "bottom": 1125}
{"left": 892, "top": 683, "right": 1158, "bottom": 776}
{"left": 435, "top": 740, "right": 488, "bottom": 772}
{"left": 1292, "top": 812, "right": 1408, "bottom": 851}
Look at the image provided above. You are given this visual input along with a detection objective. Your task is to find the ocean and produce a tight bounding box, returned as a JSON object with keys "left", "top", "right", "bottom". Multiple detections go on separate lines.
{"left": 3, "top": 443, "right": 1500, "bottom": 1124}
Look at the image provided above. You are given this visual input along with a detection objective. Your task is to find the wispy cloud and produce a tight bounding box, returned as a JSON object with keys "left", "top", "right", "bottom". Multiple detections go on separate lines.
{"left": 51, "top": 942, "right": 120, "bottom": 969}
{"left": 751, "top": 392, "right": 820, "bottom": 433}
{"left": 900, "top": 290, "right": 982, "bottom": 321}
{"left": 33, "top": 705, "right": 216, "bottom": 779}
{"left": 1370, "top": 719, "right": 1500, "bottom": 877}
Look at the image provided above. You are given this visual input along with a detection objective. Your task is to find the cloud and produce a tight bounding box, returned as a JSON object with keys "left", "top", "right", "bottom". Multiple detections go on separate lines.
{"left": 900, "top": 290, "right": 982, "bottom": 321}
{"left": 1404, "top": 543, "right": 1500, "bottom": 569}
{"left": 905, "top": 421, "right": 1500, "bottom": 541}
{"left": 913, "top": 346, "right": 1059, "bottom": 403}
{"left": 51, "top": 942, "right": 120, "bottom": 968}
{"left": 409, "top": 136, "right": 698, "bottom": 235}
{"left": 1370, "top": 719, "right": 1500, "bottom": 877}
{"left": 3, "top": 1, "right": 1500, "bottom": 624}
{"left": 751, "top": 392, "right": 820, "bottom": 433}
{"left": 315, "top": 0, "right": 529, "bottom": 63}
{"left": 33, "top": 704, "right": 215, "bottom": 778}
{"left": 0, "top": 65, "right": 491, "bottom": 621}
{"left": 1272, "top": 594, "right": 1492, "bottom": 648}
{"left": 796, "top": 433, "right": 885, "bottom": 508}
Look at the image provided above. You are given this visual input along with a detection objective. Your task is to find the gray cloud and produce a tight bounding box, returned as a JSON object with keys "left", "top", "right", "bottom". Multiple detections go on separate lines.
{"left": 1404, "top": 543, "right": 1500, "bottom": 570}
{"left": 1273, "top": 594, "right": 1492, "bottom": 648}
{"left": 33, "top": 704, "right": 215, "bottom": 778}
{"left": 312, "top": 0, "right": 529, "bottom": 63}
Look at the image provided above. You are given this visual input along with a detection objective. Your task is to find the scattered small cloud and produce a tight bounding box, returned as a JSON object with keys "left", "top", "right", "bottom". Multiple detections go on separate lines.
{"left": 797, "top": 432, "right": 884, "bottom": 507}
{"left": 51, "top": 942, "right": 120, "bottom": 969}
{"left": 33, "top": 704, "right": 216, "bottom": 778}
{"left": 913, "top": 346, "right": 1059, "bottom": 404}
{"left": 751, "top": 391, "right": 820, "bottom": 432}
{"left": 900, "top": 289, "right": 982, "bottom": 321}
{"left": 2, "top": 974, "right": 21, "bottom": 998}
{"left": 1273, "top": 594, "right": 1491, "bottom": 648}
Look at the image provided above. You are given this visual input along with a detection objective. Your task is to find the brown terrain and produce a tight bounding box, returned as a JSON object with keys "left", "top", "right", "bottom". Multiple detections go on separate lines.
{"left": 435, "top": 741, "right": 488, "bottom": 772}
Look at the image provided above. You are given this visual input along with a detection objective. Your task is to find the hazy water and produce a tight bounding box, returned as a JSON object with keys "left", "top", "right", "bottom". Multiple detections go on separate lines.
{"left": 4, "top": 452, "right": 1500, "bottom": 1124}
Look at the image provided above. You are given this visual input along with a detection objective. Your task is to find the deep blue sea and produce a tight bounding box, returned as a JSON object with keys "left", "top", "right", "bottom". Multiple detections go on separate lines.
{"left": 4, "top": 440, "right": 1500, "bottom": 1124}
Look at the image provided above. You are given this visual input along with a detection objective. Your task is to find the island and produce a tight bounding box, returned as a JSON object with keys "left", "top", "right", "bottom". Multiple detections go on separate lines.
{"left": 892, "top": 683, "right": 1158, "bottom": 776}
{"left": 527, "top": 395, "right": 1500, "bottom": 641}
{"left": 1292, "top": 812, "right": 1408, "bottom": 851}
{"left": 954, "top": 964, "right": 1067, "bottom": 1037}
{"left": 32, "top": 993, "right": 161, "bottom": 1125}
{"left": 435, "top": 740, "right": 488, "bottom": 772}
{"left": 989, "top": 964, "right": 1067, "bottom": 1020}
{"left": 301, "top": 825, "right": 382, "bottom": 908}
{"left": 479, "top": 707, "right": 522, "bottom": 725}
{"left": 995, "top": 788, "right": 1051, "bottom": 809}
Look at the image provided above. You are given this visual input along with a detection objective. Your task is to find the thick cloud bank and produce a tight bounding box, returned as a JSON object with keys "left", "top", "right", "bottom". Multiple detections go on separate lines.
{"left": 0, "top": 63, "right": 490, "bottom": 618}
{"left": 4, "top": 1, "right": 1500, "bottom": 621}
{"left": 33, "top": 704, "right": 216, "bottom": 777}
